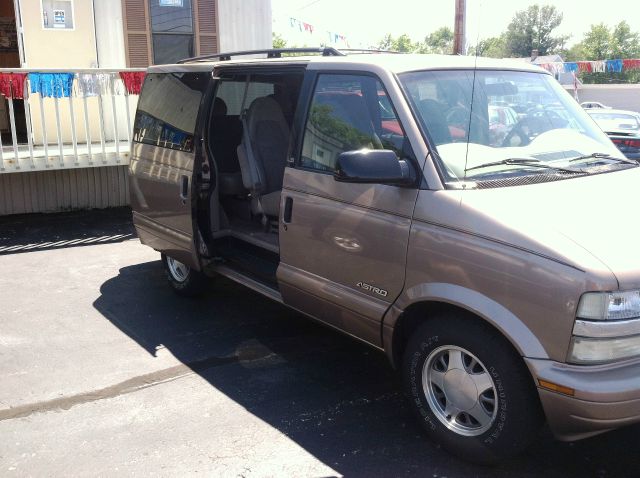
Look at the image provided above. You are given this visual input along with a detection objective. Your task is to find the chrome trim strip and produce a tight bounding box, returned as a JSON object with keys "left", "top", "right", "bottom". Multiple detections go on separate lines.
{"left": 574, "top": 318, "right": 640, "bottom": 338}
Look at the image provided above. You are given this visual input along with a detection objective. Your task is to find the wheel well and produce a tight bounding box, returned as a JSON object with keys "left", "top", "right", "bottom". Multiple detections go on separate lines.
{"left": 391, "top": 301, "right": 524, "bottom": 369}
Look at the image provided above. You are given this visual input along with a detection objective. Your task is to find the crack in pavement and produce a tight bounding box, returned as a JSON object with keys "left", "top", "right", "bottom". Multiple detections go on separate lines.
{"left": 0, "top": 348, "right": 270, "bottom": 422}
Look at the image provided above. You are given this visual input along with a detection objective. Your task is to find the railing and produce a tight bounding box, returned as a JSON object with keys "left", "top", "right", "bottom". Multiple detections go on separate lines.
{"left": 0, "top": 68, "right": 145, "bottom": 173}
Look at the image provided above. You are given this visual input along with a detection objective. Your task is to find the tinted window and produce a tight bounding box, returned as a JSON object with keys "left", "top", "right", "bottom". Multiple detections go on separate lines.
{"left": 149, "top": 0, "right": 193, "bottom": 33}
{"left": 149, "top": 0, "right": 194, "bottom": 63}
{"left": 214, "top": 76, "right": 274, "bottom": 116}
{"left": 300, "top": 74, "right": 410, "bottom": 172}
{"left": 134, "top": 72, "right": 209, "bottom": 152}
{"left": 152, "top": 34, "right": 194, "bottom": 64}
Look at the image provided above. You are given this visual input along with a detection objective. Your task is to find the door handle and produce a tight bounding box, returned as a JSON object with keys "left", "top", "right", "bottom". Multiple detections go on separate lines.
{"left": 283, "top": 196, "right": 293, "bottom": 223}
{"left": 180, "top": 175, "right": 189, "bottom": 202}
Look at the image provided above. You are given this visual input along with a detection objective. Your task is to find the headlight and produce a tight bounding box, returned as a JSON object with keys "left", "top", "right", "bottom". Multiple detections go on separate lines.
{"left": 570, "top": 290, "right": 640, "bottom": 363}
{"left": 576, "top": 290, "right": 640, "bottom": 320}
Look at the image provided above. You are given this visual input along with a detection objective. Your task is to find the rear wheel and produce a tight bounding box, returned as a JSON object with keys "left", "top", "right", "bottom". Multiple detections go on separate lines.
{"left": 161, "top": 253, "right": 209, "bottom": 297}
{"left": 402, "top": 315, "right": 544, "bottom": 464}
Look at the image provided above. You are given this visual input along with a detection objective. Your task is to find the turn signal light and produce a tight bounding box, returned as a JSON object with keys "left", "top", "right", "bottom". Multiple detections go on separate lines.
{"left": 538, "top": 379, "right": 575, "bottom": 396}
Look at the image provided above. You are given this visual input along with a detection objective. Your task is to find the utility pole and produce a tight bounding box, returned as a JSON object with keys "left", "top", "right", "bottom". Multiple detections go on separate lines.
{"left": 453, "top": 0, "right": 466, "bottom": 55}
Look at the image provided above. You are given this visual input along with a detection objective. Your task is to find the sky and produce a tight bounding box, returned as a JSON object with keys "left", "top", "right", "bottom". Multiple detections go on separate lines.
{"left": 272, "top": 0, "right": 640, "bottom": 50}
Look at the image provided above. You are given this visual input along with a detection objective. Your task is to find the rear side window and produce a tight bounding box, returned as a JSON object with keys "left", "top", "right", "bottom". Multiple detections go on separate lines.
{"left": 300, "top": 74, "right": 410, "bottom": 172}
{"left": 134, "top": 72, "right": 209, "bottom": 152}
{"left": 214, "top": 76, "right": 274, "bottom": 116}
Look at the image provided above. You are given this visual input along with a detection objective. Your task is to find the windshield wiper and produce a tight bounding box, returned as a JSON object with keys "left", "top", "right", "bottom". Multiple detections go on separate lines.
{"left": 465, "top": 158, "right": 579, "bottom": 174}
{"left": 568, "top": 152, "right": 638, "bottom": 165}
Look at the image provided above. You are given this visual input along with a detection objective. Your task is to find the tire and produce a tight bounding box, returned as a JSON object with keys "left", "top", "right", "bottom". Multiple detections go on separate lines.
{"left": 402, "top": 315, "right": 544, "bottom": 464}
{"left": 161, "top": 253, "right": 209, "bottom": 297}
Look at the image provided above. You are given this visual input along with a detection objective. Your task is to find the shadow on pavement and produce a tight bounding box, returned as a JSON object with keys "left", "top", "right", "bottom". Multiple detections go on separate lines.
{"left": 0, "top": 207, "right": 135, "bottom": 255}
{"left": 94, "top": 259, "right": 640, "bottom": 478}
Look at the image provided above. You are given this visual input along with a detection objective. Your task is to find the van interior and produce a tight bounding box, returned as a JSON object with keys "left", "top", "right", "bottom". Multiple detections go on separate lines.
{"left": 203, "top": 70, "right": 304, "bottom": 286}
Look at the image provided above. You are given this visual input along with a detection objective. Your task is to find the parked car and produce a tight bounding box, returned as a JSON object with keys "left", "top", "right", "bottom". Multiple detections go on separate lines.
{"left": 580, "top": 101, "right": 611, "bottom": 109}
{"left": 489, "top": 104, "right": 519, "bottom": 144}
{"left": 587, "top": 109, "right": 640, "bottom": 160}
{"left": 130, "top": 48, "right": 640, "bottom": 464}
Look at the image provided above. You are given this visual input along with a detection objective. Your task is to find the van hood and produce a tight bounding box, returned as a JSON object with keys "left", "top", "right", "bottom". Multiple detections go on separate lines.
{"left": 454, "top": 167, "right": 640, "bottom": 290}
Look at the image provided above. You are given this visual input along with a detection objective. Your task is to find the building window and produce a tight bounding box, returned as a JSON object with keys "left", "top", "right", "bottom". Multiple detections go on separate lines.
{"left": 41, "top": 0, "right": 74, "bottom": 30}
{"left": 149, "top": 0, "right": 194, "bottom": 64}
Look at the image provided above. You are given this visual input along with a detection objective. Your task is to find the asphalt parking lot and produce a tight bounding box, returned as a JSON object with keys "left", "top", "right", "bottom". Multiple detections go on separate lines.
{"left": 1, "top": 208, "right": 639, "bottom": 477}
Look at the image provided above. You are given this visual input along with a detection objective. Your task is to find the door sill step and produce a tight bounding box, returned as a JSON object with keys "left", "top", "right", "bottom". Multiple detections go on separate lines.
{"left": 211, "top": 264, "right": 283, "bottom": 303}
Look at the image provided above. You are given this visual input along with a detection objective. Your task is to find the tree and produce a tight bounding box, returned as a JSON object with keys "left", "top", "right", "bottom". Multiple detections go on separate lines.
{"left": 377, "top": 28, "right": 453, "bottom": 54}
{"left": 272, "top": 32, "right": 287, "bottom": 49}
{"left": 570, "top": 21, "right": 640, "bottom": 61}
{"left": 612, "top": 21, "right": 640, "bottom": 58}
{"left": 468, "top": 35, "right": 507, "bottom": 58}
{"left": 568, "top": 21, "right": 640, "bottom": 84}
{"left": 503, "top": 4, "right": 569, "bottom": 57}
{"left": 580, "top": 23, "right": 612, "bottom": 60}
{"left": 422, "top": 27, "right": 454, "bottom": 54}
{"left": 377, "top": 33, "right": 418, "bottom": 52}
{"left": 564, "top": 42, "right": 586, "bottom": 62}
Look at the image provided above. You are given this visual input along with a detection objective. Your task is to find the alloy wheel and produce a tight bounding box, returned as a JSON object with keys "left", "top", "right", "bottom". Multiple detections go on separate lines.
{"left": 422, "top": 345, "right": 498, "bottom": 436}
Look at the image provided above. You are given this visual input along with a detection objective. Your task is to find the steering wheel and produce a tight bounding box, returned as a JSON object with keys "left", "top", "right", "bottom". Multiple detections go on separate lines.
{"left": 502, "top": 120, "right": 529, "bottom": 147}
{"left": 446, "top": 106, "right": 469, "bottom": 126}
{"left": 446, "top": 106, "right": 491, "bottom": 145}
{"left": 501, "top": 116, "right": 545, "bottom": 147}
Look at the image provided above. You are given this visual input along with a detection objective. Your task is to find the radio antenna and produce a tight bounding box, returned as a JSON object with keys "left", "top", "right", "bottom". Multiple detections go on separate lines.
{"left": 463, "top": 0, "right": 482, "bottom": 182}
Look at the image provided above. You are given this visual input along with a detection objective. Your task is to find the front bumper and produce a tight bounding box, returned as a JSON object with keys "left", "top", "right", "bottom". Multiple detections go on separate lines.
{"left": 525, "top": 357, "right": 640, "bottom": 441}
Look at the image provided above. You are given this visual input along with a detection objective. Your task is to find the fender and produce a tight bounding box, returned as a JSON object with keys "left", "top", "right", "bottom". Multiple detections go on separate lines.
{"left": 383, "top": 282, "right": 549, "bottom": 365}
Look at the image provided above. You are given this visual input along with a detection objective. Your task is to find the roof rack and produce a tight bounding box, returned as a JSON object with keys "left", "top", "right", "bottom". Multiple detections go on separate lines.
{"left": 336, "top": 49, "right": 401, "bottom": 54}
{"left": 177, "top": 47, "right": 346, "bottom": 64}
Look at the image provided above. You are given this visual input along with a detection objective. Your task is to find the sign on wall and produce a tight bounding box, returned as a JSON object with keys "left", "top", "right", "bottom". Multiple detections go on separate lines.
{"left": 41, "top": 0, "right": 74, "bottom": 30}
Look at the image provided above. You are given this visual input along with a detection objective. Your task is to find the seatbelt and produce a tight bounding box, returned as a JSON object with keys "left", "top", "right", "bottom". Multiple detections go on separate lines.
{"left": 241, "top": 112, "right": 263, "bottom": 193}
{"left": 240, "top": 111, "right": 266, "bottom": 225}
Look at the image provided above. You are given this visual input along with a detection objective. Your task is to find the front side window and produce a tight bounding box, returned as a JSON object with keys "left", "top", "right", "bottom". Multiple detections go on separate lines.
{"left": 149, "top": 0, "right": 194, "bottom": 64}
{"left": 400, "top": 70, "right": 633, "bottom": 187}
{"left": 300, "top": 74, "right": 411, "bottom": 172}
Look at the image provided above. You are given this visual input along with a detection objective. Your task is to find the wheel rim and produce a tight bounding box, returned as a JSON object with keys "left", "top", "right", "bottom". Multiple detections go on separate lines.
{"left": 166, "top": 256, "right": 190, "bottom": 283}
{"left": 422, "top": 345, "right": 498, "bottom": 437}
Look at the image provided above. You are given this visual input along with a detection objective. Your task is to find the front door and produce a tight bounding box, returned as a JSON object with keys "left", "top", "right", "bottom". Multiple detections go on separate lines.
{"left": 129, "top": 69, "right": 211, "bottom": 269}
{"left": 277, "top": 72, "right": 419, "bottom": 346}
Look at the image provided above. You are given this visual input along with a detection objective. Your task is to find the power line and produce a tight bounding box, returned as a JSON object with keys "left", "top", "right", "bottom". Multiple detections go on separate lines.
{"left": 297, "top": 0, "right": 323, "bottom": 11}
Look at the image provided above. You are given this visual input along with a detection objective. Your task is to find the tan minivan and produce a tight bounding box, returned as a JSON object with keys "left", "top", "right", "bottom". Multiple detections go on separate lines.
{"left": 129, "top": 48, "right": 640, "bottom": 463}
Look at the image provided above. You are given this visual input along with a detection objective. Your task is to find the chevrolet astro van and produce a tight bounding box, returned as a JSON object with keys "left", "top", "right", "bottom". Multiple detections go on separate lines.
{"left": 129, "top": 48, "right": 640, "bottom": 463}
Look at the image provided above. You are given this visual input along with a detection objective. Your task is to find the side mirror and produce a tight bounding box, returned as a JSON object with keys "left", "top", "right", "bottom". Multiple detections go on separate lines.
{"left": 334, "top": 149, "right": 415, "bottom": 186}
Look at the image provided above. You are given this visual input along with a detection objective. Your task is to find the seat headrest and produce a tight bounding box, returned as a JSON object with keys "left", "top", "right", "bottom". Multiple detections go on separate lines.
{"left": 246, "top": 96, "right": 289, "bottom": 135}
{"left": 213, "top": 97, "right": 228, "bottom": 116}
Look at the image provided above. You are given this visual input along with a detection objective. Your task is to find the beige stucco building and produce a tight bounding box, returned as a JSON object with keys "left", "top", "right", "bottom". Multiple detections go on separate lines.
{"left": 0, "top": 0, "right": 272, "bottom": 215}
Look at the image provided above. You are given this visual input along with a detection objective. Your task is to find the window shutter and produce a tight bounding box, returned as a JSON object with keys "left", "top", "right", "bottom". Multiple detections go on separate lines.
{"left": 193, "top": 0, "right": 219, "bottom": 56}
{"left": 122, "top": 0, "right": 152, "bottom": 67}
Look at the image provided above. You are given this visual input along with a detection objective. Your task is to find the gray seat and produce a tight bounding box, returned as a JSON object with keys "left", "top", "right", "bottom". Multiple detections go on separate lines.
{"left": 236, "top": 96, "right": 290, "bottom": 218}
{"left": 211, "top": 97, "right": 246, "bottom": 196}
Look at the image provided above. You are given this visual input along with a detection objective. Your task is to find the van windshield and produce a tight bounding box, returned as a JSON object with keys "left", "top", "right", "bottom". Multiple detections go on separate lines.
{"left": 400, "top": 70, "right": 632, "bottom": 187}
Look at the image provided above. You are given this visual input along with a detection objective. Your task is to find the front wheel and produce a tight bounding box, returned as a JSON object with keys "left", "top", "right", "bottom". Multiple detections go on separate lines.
{"left": 402, "top": 316, "right": 544, "bottom": 464}
{"left": 161, "top": 253, "right": 209, "bottom": 297}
